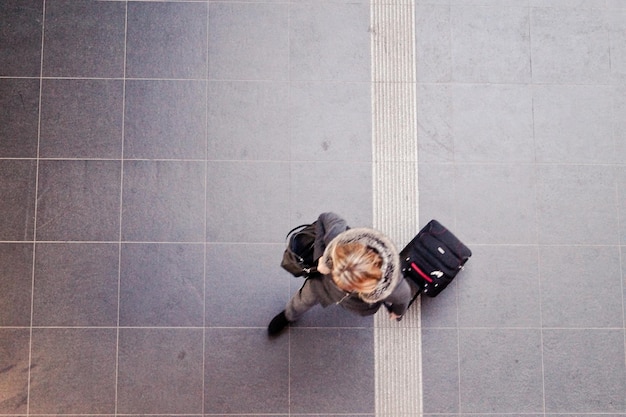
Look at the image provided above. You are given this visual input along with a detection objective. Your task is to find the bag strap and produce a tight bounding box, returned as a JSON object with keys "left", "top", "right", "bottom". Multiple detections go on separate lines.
{"left": 284, "top": 223, "right": 312, "bottom": 240}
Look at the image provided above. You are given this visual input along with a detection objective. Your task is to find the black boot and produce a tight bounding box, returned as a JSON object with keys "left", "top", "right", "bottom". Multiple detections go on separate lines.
{"left": 268, "top": 310, "right": 290, "bottom": 336}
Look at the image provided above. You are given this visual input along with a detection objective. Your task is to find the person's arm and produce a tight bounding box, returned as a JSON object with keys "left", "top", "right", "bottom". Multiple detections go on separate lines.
{"left": 313, "top": 212, "right": 348, "bottom": 260}
{"left": 384, "top": 279, "right": 413, "bottom": 319}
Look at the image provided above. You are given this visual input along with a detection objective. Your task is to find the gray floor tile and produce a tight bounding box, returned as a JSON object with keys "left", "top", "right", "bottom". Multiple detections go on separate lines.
{"left": 454, "top": 163, "right": 537, "bottom": 244}
{"left": 0, "top": 78, "right": 39, "bottom": 158}
{"left": 459, "top": 329, "right": 544, "bottom": 413}
{"left": 415, "top": 4, "right": 452, "bottom": 83}
{"left": 450, "top": 5, "right": 531, "bottom": 83}
{"left": 208, "top": 2, "right": 289, "bottom": 81}
{"left": 42, "top": 0, "right": 125, "bottom": 78}
{"left": 451, "top": 84, "right": 534, "bottom": 162}
{"left": 0, "top": 244, "right": 32, "bottom": 327}
{"left": 37, "top": 160, "right": 121, "bottom": 242}
{"left": 290, "top": 81, "right": 371, "bottom": 161}
{"left": 40, "top": 79, "right": 124, "bottom": 159}
{"left": 124, "top": 80, "right": 207, "bottom": 160}
{"left": 206, "top": 161, "right": 290, "bottom": 243}
{"left": 458, "top": 245, "right": 541, "bottom": 328}
{"left": 0, "top": 159, "right": 36, "bottom": 241}
{"left": 122, "top": 160, "right": 205, "bottom": 242}
{"left": 206, "top": 243, "right": 289, "bottom": 328}
{"left": 117, "top": 328, "right": 204, "bottom": 414}
{"left": 534, "top": 85, "right": 616, "bottom": 163}
{"left": 29, "top": 328, "right": 117, "bottom": 414}
{"left": 418, "top": 164, "right": 456, "bottom": 226}
{"left": 126, "top": 1, "right": 207, "bottom": 79}
{"left": 530, "top": 7, "right": 611, "bottom": 84}
{"left": 417, "top": 84, "right": 454, "bottom": 163}
{"left": 291, "top": 301, "right": 374, "bottom": 328}
{"left": 290, "top": 161, "right": 372, "bottom": 228}
{"left": 420, "top": 328, "right": 460, "bottom": 414}
{"left": 420, "top": 283, "right": 459, "bottom": 328}
{"left": 537, "top": 164, "right": 619, "bottom": 245}
{"left": 120, "top": 243, "right": 204, "bottom": 327}
{"left": 608, "top": 9, "right": 626, "bottom": 84}
{"left": 543, "top": 329, "right": 626, "bottom": 412}
{"left": 540, "top": 245, "right": 623, "bottom": 328}
{"left": 204, "top": 328, "right": 289, "bottom": 414}
{"left": 0, "top": 0, "right": 43, "bottom": 77}
{"left": 33, "top": 243, "right": 118, "bottom": 326}
{"left": 0, "top": 329, "right": 30, "bottom": 413}
{"left": 290, "top": 328, "right": 374, "bottom": 414}
{"left": 290, "top": 2, "right": 370, "bottom": 82}
{"left": 207, "top": 81, "right": 290, "bottom": 161}
{"left": 616, "top": 90, "right": 626, "bottom": 161}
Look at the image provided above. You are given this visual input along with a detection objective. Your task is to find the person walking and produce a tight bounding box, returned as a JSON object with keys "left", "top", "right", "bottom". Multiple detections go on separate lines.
{"left": 268, "top": 212, "right": 413, "bottom": 336}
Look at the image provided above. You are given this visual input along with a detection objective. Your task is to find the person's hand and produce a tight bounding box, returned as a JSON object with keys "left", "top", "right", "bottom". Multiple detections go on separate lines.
{"left": 389, "top": 312, "right": 401, "bottom": 321}
{"left": 317, "top": 261, "right": 330, "bottom": 275}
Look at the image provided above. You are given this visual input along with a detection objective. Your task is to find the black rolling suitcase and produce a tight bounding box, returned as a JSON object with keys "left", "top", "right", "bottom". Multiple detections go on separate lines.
{"left": 400, "top": 219, "right": 471, "bottom": 298}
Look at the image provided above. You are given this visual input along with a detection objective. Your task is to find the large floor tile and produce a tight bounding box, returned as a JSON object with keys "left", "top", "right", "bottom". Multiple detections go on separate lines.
{"left": 543, "top": 329, "right": 626, "bottom": 412}
{"left": 206, "top": 243, "right": 289, "bottom": 327}
{"left": 42, "top": 0, "right": 125, "bottom": 78}
{"left": 537, "top": 164, "right": 619, "bottom": 245}
{"left": 0, "top": 78, "right": 39, "bottom": 158}
{"left": 206, "top": 161, "right": 290, "bottom": 243}
{"left": 290, "top": 302, "right": 374, "bottom": 328}
{"left": 415, "top": 4, "right": 452, "bottom": 83}
{"left": 208, "top": 2, "right": 288, "bottom": 81}
{"left": 540, "top": 245, "right": 623, "bottom": 328}
{"left": 457, "top": 245, "right": 541, "bottom": 328}
{"left": 126, "top": 1, "right": 207, "bottom": 79}
{"left": 454, "top": 163, "right": 537, "bottom": 244}
{"left": 40, "top": 79, "right": 123, "bottom": 159}
{"left": 0, "top": 0, "right": 42, "bottom": 77}
{"left": 207, "top": 81, "right": 289, "bottom": 161}
{"left": 0, "top": 329, "right": 30, "bottom": 413}
{"left": 33, "top": 243, "right": 118, "bottom": 326}
{"left": 0, "top": 244, "right": 32, "bottom": 327}
{"left": 0, "top": 159, "right": 36, "bottom": 241}
{"left": 119, "top": 243, "right": 204, "bottom": 327}
{"left": 290, "top": 328, "right": 375, "bottom": 414}
{"left": 459, "top": 329, "right": 544, "bottom": 413}
{"left": 417, "top": 84, "right": 454, "bottom": 163}
{"left": 530, "top": 7, "right": 610, "bottom": 84}
{"left": 124, "top": 80, "right": 207, "bottom": 160}
{"left": 29, "top": 328, "right": 117, "bottom": 414}
{"left": 421, "top": 328, "right": 460, "bottom": 414}
{"left": 290, "top": 81, "right": 371, "bottom": 162}
{"left": 450, "top": 5, "right": 531, "bottom": 83}
{"left": 619, "top": 166, "right": 626, "bottom": 244}
{"left": 290, "top": 2, "right": 370, "bottom": 82}
{"left": 117, "top": 328, "right": 204, "bottom": 414}
{"left": 419, "top": 282, "right": 459, "bottom": 328}
{"left": 36, "top": 160, "right": 121, "bottom": 242}
{"left": 122, "top": 160, "right": 205, "bottom": 242}
{"left": 204, "top": 328, "right": 289, "bottom": 414}
{"left": 534, "top": 85, "right": 616, "bottom": 164}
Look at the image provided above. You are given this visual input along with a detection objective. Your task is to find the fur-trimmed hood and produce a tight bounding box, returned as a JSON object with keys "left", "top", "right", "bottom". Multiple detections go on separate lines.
{"left": 319, "top": 227, "right": 402, "bottom": 303}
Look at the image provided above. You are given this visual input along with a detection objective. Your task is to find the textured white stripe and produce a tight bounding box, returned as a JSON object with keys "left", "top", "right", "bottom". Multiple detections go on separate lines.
{"left": 371, "top": 1, "right": 422, "bottom": 416}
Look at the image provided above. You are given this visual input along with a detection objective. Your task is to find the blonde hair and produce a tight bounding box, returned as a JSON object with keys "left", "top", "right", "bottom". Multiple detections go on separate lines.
{"left": 330, "top": 242, "right": 383, "bottom": 294}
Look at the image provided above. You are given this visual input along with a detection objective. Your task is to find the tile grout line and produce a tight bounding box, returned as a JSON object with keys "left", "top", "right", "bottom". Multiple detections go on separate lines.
{"left": 371, "top": 1, "right": 422, "bottom": 416}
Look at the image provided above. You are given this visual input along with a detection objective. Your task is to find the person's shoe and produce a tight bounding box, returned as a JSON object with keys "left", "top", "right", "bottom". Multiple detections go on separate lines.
{"left": 268, "top": 311, "right": 290, "bottom": 336}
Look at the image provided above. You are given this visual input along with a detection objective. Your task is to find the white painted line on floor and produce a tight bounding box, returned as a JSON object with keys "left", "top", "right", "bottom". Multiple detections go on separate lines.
{"left": 371, "top": 1, "right": 422, "bottom": 416}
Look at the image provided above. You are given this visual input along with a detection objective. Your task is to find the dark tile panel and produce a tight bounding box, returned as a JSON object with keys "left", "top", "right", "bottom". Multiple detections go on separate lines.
{"left": 290, "top": 299, "right": 374, "bottom": 328}
{"left": 0, "top": 329, "right": 30, "bottom": 413}
{"left": 32, "top": 243, "right": 118, "bottom": 326}
{"left": 0, "top": 78, "right": 40, "bottom": 158}
{"left": 124, "top": 80, "right": 207, "bottom": 160}
{"left": 205, "top": 243, "right": 289, "bottom": 327}
{"left": 204, "top": 328, "right": 289, "bottom": 414}
{"left": 36, "top": 160, "right": 121, "bottom": 242}
{"left": 117, "top": 328, "right": 204, "bottom": 414}
{"left": 206, "top": 161, "right": 290, "bottom": 243}
{"left": 121, "top": 160, "right": 205, "bottom": 242}
{"left": 119, "top": 243, "right": 204, "bottom": 327}
{"left": 126, "top": 1, "right": 207, "bottom": 79}
{"left": 459, "top": 329, "right": 544, "bottom": 413}
{"left": 0, "top": 0, "right": 43, "bottom": 77}
{"left": 0, "top": 159, "right": 36, "bottom": 241}
{"left": 40, "top": 79, "right": 123, "bottom": 159}
{"left": 0, "top": 244, "right": 32, "bottom": 327}
{"left": 42, "top": 0, "right": 125, "bottom": 78}
{"left": 289, "top": 328, "right": 375, "bottom": 414}
{"left": 29, "top": 328, "right": 117, "bottom": 414}
{"left": 543, "top": 329, "right": 626, "bottom": 413}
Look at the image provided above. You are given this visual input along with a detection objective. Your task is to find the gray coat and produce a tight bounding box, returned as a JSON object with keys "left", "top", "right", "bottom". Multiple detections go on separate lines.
{"left": 308, "top": 212, "right": 413, "bottom": 316}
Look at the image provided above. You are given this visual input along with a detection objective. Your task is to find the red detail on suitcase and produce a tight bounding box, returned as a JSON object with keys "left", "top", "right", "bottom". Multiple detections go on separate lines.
{"left": 411, "top": 262, "right": 433, "bottom": 283}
